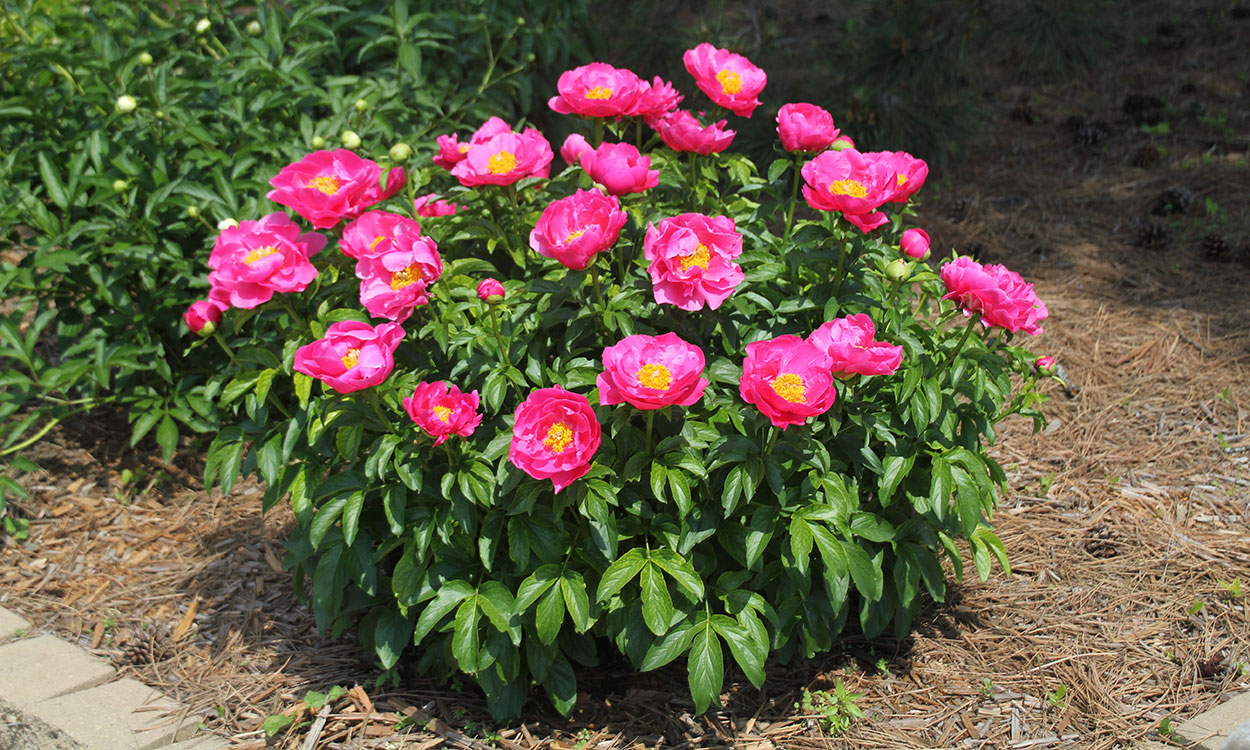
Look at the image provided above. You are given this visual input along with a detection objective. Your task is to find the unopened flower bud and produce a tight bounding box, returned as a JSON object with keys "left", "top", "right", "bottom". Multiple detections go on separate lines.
{"left": 138, "top": 52, "right": 154, "bottom": 66}
{"left": 311, "top": 135, "right": 326, "bottom": 149}
{"left": 353, "top": 98, "right": 369, "bottom": 112}
{"left": 340, "top": 130, "right": 361, "bottom": 149}
{"left": 526, "top": 53, "right": 536, "bottom": 63}
{"left": 477, "top": 278, "right": 506, "bottom": 303}
{"left": 389, "top": 143, "right": 412, "bottom": 162}
{"left": 115, "top": 94, "right": 138, "bottom": 113}
{"left": 515, "top": 16, "right": 525, "bottom": 26}
{"left": 245, "top": 20, "right": 262, "bottom": 36}
{"left": 217, "top": 217, "right": 239, "bottom": 230}
{"left": 885, "top": 259, "right": 912, "bottom": 282}
{"left": 112, "top": 179, "right": 128, "bottom": 194}
{"left": 194, "top": 18, "right": 211, "bottom": 34}
{"left": 186, "top": 205, "right": 200, "bottom": 218}
{"left": 1035, "top": 356, "right": 1056, "bottom": 375}
{"left": 830, "top": 135, "right": 856, "bottom": 152}
{"left": 184, "top": 300, "right": 224, "bottom": 337}
{"left": 900, "top": 227, "right": 931, "bottom": 260}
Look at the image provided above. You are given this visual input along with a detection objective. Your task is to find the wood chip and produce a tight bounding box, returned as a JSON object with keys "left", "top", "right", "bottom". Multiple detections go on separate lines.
{"left": 173, "top": 596, "right": 199, "bottom": 642}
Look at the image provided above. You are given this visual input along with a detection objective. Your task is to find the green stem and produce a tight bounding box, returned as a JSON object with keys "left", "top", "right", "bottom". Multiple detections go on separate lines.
{"left": 593, "top": 119, "right": 605, "bottom": 148}
{"left": 589, "top": 264, "right": 606, "bottom": 312}
{"left": 782, "top": 154, "right": 803, "bottom": 244}
{"left": 211, "top": 330, "right": 240, "bottom": 367}
{"left": 488, "top": 303, "right": 508, "bottom": 361}
{"left": 645, "top": 410, "right": 655, "bottom": 452}
{"left": 939, "top": 315, "right": 981, "bottom": 373}
{"left": 763, "top": 425, "right": 779, "bottom": 456}
{"left": 830, "top": 235, "right": 851, "bottom": 300}
{"left": 278, "top": 294, "right": 309, "bottom": 330}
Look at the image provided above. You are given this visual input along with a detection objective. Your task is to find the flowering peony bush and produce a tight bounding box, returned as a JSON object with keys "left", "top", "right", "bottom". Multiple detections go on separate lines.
{"left": 199, "top": 42, "right": 1050, "bottom": 720}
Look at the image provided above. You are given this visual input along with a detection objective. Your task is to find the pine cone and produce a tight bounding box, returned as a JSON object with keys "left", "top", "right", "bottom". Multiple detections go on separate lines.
{"left": 947, "top": 198, "right": 971, "bottom": 224}
{"left": 1150, "top": 186, "right": 1194, "bottom": 216}
{"left": 1201, "top": 233, "right": 1231, "bottom": 261}
{"left": 1133, "top": 220, "right": 1170, "bottom": 249}
{"left": 1129, "top": 144, "right": 1163, "bottom": 168}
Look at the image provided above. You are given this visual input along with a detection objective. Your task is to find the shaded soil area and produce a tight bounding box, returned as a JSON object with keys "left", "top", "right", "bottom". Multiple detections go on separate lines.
{"left": 2, "top": 1, "right": 1249, "bottom": 749}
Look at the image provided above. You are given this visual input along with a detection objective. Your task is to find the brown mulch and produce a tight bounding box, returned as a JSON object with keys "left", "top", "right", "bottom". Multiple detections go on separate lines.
{"left": 3, "top": 2, "right": 1250, "bottom": 749}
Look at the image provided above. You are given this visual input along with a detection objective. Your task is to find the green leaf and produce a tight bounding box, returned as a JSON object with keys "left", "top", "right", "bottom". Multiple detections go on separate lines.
{"left": 850, "top": 513, "right": 897, "bottom": 543}
{"left": 516, "top": 564, "right": 561, "bottom": 610}
{"left": 262, "top": 714, "right": 294, "bottom": 737}
{"left": 451, "top": 597, "right": 482, "bottom": 673}
{"left": 412, "top": 580, "right": 474, "bottom": 644}
{"left": 535, "top": 583, "right": 564, "bottom": 644}
{"left": 640, "top": 562, "right": 674, "bottom": 636}
{"left": 789, "top": 517, "right": 813, "bottom": 575}
{"left": 304, "top": 690, "right": 327, "bottom": 709}
{"left": 641, "top": 622, "right": 696, "bottom": 671}
{"left": 649, "top": 461, "right": 667, "bottom": 502}
{"left": 542, "top": 652, "right": 577, "bottom": 717}
{"left": 341, "top": 491, "right": 365, "bottom": 547}
{"left": 336, "top": 423, "right": 363, "bottom": 462}
{"left": 374, "top": 607, "right": 410, "bottom": 670}
{"left": 596, "top": 548, "right": 646, "bottom": 602}
{"left": 476, "top": 580, "right": 518, "bottom": 639}
{"left": 294, "top": 372, "right": 313, "bottom": 409}
{"left": 37, "top": 152, "right": 69, "bottom": 209}
{"left": 668, "top": 469, "right": 692, "bottom": 517}
{"left": 155, "top": 414, "right": 178, "bottom": 464}
{"left": 842, "top": 540, "right": 884, "bottom": 602}
{"left": 648, "top": 548, "right": 705, "bottom": 601}
{"left": 561, "top": 571, "right": 591, "bottom": 633}
{"left": 687, "top": 619, "right": 724, "bottom": 714}
{"left": 309, "top": 494, "right": 348, "bottom": 549}
{"left": 712, "top": 615, "right": 765, "bottom": 688}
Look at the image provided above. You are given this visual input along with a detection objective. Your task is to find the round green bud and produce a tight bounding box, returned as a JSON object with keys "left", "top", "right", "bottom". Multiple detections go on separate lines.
{"left": 245, "top": 20, "right": 262, "bottom": 36}
{"left": 186, "top": 206, "right": 200, "bottom": 218}
{"left": 154, "top": 109, "right": 167, "bottom": 119}
{"left": 389, "top": 143, "right": 412, "bottom": 162}
{"left": 112, "top": 179, "right": 128, "bottom": 194}
{"left": 138, "top": 52, "right": 154, "bottom": 66}
{"left": 515, "top": 15, "right": 525, "bottom": 25}
{"left": 115, "top": 94, "right": 138, "bottom": 113}
{"left": 217, "top": 218, "right": 239, "bottom": 230}
{"left": 526, "top": 53, "right": 536, "bottom": 63}
{"left": 353, "top": 98, "right": 369, "bottom": 112}
{"left": 311, "top": 135, "right": 326, "bottom": 149}
{"left": 340, "top": 130, "right": 362, "bottom": 149}
{"left": 885, "top": 259, "right": 912, "bottom": 282}
{"left": 194, "top": 18, "right": 211, "bottom": 34}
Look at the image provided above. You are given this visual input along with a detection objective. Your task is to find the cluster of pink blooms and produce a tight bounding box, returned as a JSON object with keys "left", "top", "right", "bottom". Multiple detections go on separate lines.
{"left": 180, "top": 41, "right": 1048, "bottom": 498}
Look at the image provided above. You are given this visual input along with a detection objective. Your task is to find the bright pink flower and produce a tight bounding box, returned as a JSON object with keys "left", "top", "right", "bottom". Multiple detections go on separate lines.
{"left": 509, "top": 386, "right": 600, "bottom": 493}
{"left": 529, "top": 189, "right": 628, "bottom": 270}
{"left": 597, "top": 333, "right": 709, "bottom": 410}
{"left": 807, "top": 314, "right": 903, "bottom": 378}
{"left": 800, "top": 148, "right": 896, "bottom": 233}
{"left": 183, "top": 299, "right": 223, "bottom": 335}
{"left": 413, "top": 193, "right": 462, "bottom": 217}
{"left": 633, "top": 76, "right": 684, "bottom": 118}
{"left": 560, "top": 133, "right": 594, "bottom": 168}
{"left": 207, "top": 212, "right": 325, "bottom": 309}
{"left": 900, "top": 228, "right": 931, "bottom": 260}
{"left": 354, "top": 233, "right": 442, "bottom": 322}
{"left": 1035, "top": 355, "right": 1056, "bottom": 374}
{"left": 477, "top": 278, "right": 505, "bottom": 302}
{"left": 879, "top": 151, "right": 929, "bottom": 203}
{"left": 432, "top": 133, "right": 469, "bottom": 170}
{"left": 403, "top": 381, "right": 482, "bottom": 446}
{"left": 643, "top": 213, "right": 744, "bottom": 311}
{"left": 940, "top": 256, "right": 1048, "bottom": 335}
{"left": 740, "top": 335, "right": 836, "bottom": 429}
{"left": 451, "top": 119, "right": 553, "bottom": 188}
{"left": 576, "top": 142, "right": 659, "bottom": 196}
{"left": 340, "top": 210, "right": 422, "bottom": 260}
{"left": 293, "top": 320, "right": 404, "bottom": 394}
{"left": 649, "top": 110, "right": 736, "bottom": 155}
{"left": 776, "top": 102, "right": 840, "bottom": 153}
{"left": 267, "top": 149, "right": 406, "bottom": 229}
{"left": 548, "top": 62, "right": 645, "bottom": 118}
{"left": 683, "top": 42, "right": 767, "bottom": 118}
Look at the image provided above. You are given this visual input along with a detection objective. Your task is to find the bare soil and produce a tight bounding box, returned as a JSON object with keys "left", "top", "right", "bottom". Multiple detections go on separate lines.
{"left": 2, "top": 2, "right": 1249, "bottom": 749}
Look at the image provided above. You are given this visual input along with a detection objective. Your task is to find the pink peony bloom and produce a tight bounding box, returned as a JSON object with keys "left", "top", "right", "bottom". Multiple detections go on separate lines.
{"left": 560, "top": 133, "right": 594, "bottom": 168}
{"left": 879, "top": 151, "right": 929, "bottom": 203}
{"left": 776, "top": 102, "right": 840, "bottom": 153}
{"left": 800, "top": 148, "right": 896, "bottom": 233}
{"left": 683, "top": 42, "right": 767, "bottom": 118}
{"left": 207, "top": 212, "right": 325, "bottom": 309}
{"left": 432, "top": 133, "right": 469, "bottom": 170}
{"left": 643, "top": 213, "right": 745, "bottom": 311}
{"left": 403, "top": 381, "right": 482, "bottom": 446}
{"left": 548, "top": 62, "right": 645, "bottom": 118}
{"left": 807, "top": 314, "right": 903, "bottom": 378}
{"left": 529, "top": 189, "right": 628, "bottom": 270}
{"left": 477, "top": 278, "right": 506, "bottom": 302}
{"left": 633, "top": 76, "right": 685, "bottom": 118}
{"left": 739, "top": 335, "right": 837, "bottom": 429}
{"left": 576, "top": 141, "right": 660, "bottom": 196}
{"left": 413, "top": 193, "right": 462, "bottom": 217}
{"left": 267, "top": 149, "right": 406, "bottom": 229}
{"left": 450, "top": 118, "right": 553, "bottom": 188}
{"left": 649, "top": 109, "right": 736, "bottom": 155}
{"left": 509, "top": 386, "right": 600, "bottom": 493}
{"left": 900, "top": 228, "right": 931, "bottom": 260}
{"left": 340, "top": 210, "right": 422, "bottom": 261}
{"left": 597, "top": 333, "right": 709, "bottom": 410}
{"left": 354, "top": 233, "right": 442, "bottom": 322}
{"left": 293, "top": 320, "right": 404, "bottom": 394}
{"left": 183, "top": 299, "right": 224, "bottom": 335}
{"left": 940, "top": 256, "right": 1048, "bottom": 335}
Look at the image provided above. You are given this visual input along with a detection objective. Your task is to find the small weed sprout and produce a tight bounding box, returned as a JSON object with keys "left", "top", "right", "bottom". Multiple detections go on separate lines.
{"left": 1218, "top": 578, "right": 1243, "bottom": 598}
{"left": 1046, "top": 684, "right": 1067, "bottom": 709}
{"left": 796, "top": 680, "right": 864, "bottom": 736}
{"left": 1187, "top": 599, "right": 1206, "bottom": 616}
{"left": 981, "top": 677, "right": 995, "bottom": 697}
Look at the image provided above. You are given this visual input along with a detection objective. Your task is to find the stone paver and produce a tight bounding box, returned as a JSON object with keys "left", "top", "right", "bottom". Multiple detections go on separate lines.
{"left": 1172, "top": 691, "right": 1250, "bottom": 749}
{"left": 161, "top": 735, "right": 231, "bottom": 750}
{"left": 0, "top": 635, "right": 115, "bottom": 707}
{"left": 27, "top": 678, "right": 197, "bottom": 750}
{"left": 0, "top": 606, "right": 29, "bottom": 643}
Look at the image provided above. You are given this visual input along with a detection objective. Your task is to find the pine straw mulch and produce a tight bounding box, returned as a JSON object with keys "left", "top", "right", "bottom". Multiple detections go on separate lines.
{"left": 3, "top": 2, "right": 1250, "bottom": 749}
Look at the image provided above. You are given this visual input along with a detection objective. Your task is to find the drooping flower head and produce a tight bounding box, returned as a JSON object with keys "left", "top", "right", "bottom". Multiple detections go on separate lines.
{"left": 267, "top": 149, "right": 405, "bottom": 229}
{"left": 529, "top": 189, "right": 628, "bottom": 271}
{"left": 800, "top": 148, "right": 896, "bottom": 233}
{"left": 207, "top": 212, "right": 325, "bottom": 309}
{"left": 548, "top": 62, "right": 646, "bottom": 118}
{"left": 413, "top": 193, "right": 462, "bottom": 217}
{"left": 403, "top": 381, "right": 482, "bottom": 446}
{"left": 340, "top": 210, "right": 422, "bottom": 260}
{"left": 354, "top": 233, "right": 442, "bottom": 322}
{"left": 633, "top": 76, "right": 685, "bottom": 118}
{"left": 649, "top": 109, "right": 736, "bottom": 155}
{"left": 683, "top": 42, "right": 767, "bottom": 118}
{"left": 900, "top": 228, "right": 931, "bottom": 260}
{"left": 807, "top": 314, "right": 903, "bottom": 378}
{"left": 575, "top": 142, "right": 660, "bottom": 196}
{"left": 776, "top": 102, "right": 840, "bottom": 153}
{"left": 598, "top": 333, "right": 709, "bottom": 410}
{"left": 293, "top": 320, "right": 404, "bottom": 394}
{"left": 739, "top": 335, "right": 837, "bottom": 429}
{"left": 940, "top": 256, "right": 1048, "bottom": 335}
{"left": 644, "top": 213, "right": 744, "bottom": 311}
{"left": 451, "top": 117, "right": 553, "bottom": 188}
{"left": 509, "top": 386, "right": 601, "bottom": 493}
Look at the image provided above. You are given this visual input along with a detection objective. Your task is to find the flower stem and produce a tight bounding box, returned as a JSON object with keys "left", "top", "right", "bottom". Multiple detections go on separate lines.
{"left": 763, "top": 425, "right": 779, "bottom": 456}
{"left": 589, "top": 264, "right": 606, "bottom": 312}
{"left": 593, "top": 119, "right": 605, "bottom": 149}
{"left": 939, "top": 314, "right": 981, "bottom": 373}
{"left": 645, "top": 410, "right": 655, "bottom": 452}
{"left": 488, "top": 303, "right": 508, "bottom": 360}
{"left": 211, "top": 330, "right": 240, "bottom": 367}
{"left": 278, "top": 294, "right": 309, "bottom": 331}
{"left": 782, "top": 154, "right": 803, "bottom": 244}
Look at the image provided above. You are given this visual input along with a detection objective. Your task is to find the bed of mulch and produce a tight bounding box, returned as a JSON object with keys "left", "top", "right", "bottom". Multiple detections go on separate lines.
{"left": 2, "top": 2, "right": 1249, "bottom": 749}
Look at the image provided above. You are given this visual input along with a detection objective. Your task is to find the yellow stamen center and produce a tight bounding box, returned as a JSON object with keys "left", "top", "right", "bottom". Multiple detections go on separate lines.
{"left": 370, "top": 235, "right": 387, "bottom": 251}
{"left": 433, "top": 405, "right": 451, "bottom": 423}
{"left": 543, "top": 422, "right": 574, "bottom": 453}
{"left": 307, "top": 175, "right": 340, "bottom": 195}
{"left": 487, "top": 150, "right": 517, "bottom": 175}
{"left": 769, "top": 373, "right": 807, "bottom": 404}
{"left": 679, "top": 243, "right": 711, "bottom": 272}
{"left": 341, "top": 347, "right": 360, "bottom": 369}
{"left": 585, "top": 85, "right": 613, "bottom": 100}
{"left": 716, "top": 69, "right": 743, "bottom": 95}
{"left": 829, "top": 179, "right": 868, "bottom": 198}
{"left": 458, "top": 143, "right": 469, "bottom": 153}
{"left": 390, "top": 263, "right": 424, "bottom": 290}
{"left": 244, "top": 245, "right": 279, "bottom": 265}
{"left": 636, "top": 363, "right": 672, "bottom": 390}
{"left": 897, "top": 174, "right": 907, "bottom": 186}
{"left": 566, "top": 228, "right": 587, "bottom": 243}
